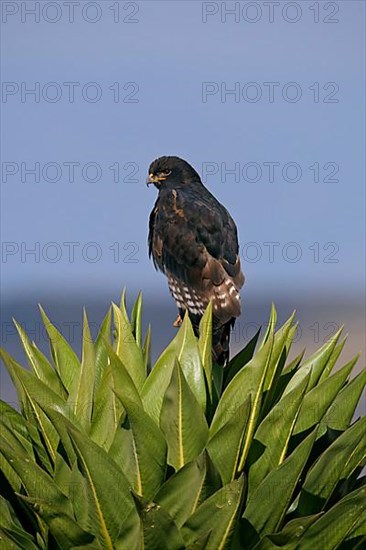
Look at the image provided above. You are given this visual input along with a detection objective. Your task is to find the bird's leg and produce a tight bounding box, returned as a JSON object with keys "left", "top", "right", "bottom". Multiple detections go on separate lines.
{"left": 173, "top": 313, "right": 183, "bottom": 327}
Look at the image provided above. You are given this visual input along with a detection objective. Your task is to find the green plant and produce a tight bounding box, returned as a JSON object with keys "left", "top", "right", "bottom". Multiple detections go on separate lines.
{"left": 0, "top": 293, "right": 365, "bottom": 549}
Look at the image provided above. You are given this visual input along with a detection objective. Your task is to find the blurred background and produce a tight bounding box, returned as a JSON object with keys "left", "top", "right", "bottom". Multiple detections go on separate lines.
{"left": 1, "top": 1, "right": 365, "bottom": 408}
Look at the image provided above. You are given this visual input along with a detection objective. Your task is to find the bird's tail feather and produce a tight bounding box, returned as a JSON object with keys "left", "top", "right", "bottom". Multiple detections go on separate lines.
{"left": 212, "top": 319, "right": 235, "bottom": 367}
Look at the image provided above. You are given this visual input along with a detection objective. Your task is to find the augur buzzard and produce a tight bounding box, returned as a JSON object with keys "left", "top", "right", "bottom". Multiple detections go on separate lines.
{"left": 147, "top": 156, "right": 244, "bottom": 365}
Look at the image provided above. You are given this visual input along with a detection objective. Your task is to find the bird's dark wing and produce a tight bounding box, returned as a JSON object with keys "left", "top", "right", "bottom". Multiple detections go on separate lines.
{"left": 148, "top": 187, "right": 244, "bottom": 323}
{"left": 148, "top": 203, "right": 160, "bottom": 266}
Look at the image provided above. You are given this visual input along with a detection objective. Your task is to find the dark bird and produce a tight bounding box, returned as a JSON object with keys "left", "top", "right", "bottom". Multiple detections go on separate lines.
{"left": 147, "top": 156, "right": 244, "bottom": 366}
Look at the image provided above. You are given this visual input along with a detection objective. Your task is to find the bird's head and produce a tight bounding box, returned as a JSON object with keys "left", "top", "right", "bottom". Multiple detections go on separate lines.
{"left": 146, "top": 156, "right": 201, "bottom": 189}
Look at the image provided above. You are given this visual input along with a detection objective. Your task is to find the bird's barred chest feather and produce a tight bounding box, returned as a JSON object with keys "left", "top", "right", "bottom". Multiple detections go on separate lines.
{"left": 167, "top": 272, "right": 241, "bottom": 320}
{"left": 167, "top": 275, "right": 206, "bottom": 316}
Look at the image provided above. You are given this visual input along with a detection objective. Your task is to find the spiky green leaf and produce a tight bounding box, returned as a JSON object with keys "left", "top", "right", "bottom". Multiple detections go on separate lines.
{"left": 142, "top": 313, "right": 206, "bottom": 423}
{"left": 297, "top": 418, "right": 366, "bottom": 515}
{"left": 65, "top": 422, "right": 136, "bottom": 548}
{"left": 182, "top": 477, "right": 245, "bottom": 550}
{"left": 283, "top": 327, "right": 343, "bottom": 396}
{"left": 247, "top": 373, "right": 310, "bottom": 496}
{"left": 68, "top": 309, "right": 95, "bottom": 428}
{"left": 242, "top": 430, "right": 317, "bottom": 546}
{"left": 155, "top": 454, "right": 207, "bottom": 528}
{"left": 160, "top": 362, "right": 209, "bottom": 470}
{"left": 297, "top": 487, "right": 366, "bottom": 549}
{"left": 207, "top": 396, "right": 251, "bottom": 484}
{"left": 293, "top": 357, "right": 356, "bottom": 435}
{"left": 130, "top": 493, "right": 185, "bottom": 550}
{"left": 113, "top": 393, "right": 167, "bottom": 499}
{"left": 198, "top": 301, "right": 213, "bottom": 396}
{"left": 112, "top": 301, "right": 145, "bottom": 391}
{"left": 39, "top": 305, "right": 80, "bottom": 392}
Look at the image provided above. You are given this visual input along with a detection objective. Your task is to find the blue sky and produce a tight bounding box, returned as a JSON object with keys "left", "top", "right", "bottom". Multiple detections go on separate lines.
{"left": 1, "top": 0, "right": 365, "bottom": 305}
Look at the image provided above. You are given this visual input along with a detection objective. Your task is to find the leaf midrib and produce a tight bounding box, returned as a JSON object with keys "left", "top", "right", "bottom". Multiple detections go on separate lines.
{"left": 77, "top": 444, "right": 114, "bottom": 550}
{"left": 178, "top": 369, "right": 184, "bottom": 468}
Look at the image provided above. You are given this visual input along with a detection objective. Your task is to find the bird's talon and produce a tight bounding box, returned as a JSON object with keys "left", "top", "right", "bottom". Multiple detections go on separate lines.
{"left": 173, "top": 314, "right": 183, "bottom": 327}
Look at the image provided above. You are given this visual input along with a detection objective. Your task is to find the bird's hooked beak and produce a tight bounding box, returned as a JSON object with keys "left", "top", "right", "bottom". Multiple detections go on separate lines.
{"left": 146, "top": 173, "right": 157, "bottom": 186}
{"left": 146, "top": 173, "right": 167, "bottom": 187}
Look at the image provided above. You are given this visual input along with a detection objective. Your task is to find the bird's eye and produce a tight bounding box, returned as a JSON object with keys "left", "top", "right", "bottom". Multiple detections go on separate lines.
{"left": 162, "top": 169, "right": 171, "bottom": 176}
